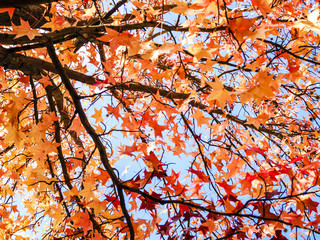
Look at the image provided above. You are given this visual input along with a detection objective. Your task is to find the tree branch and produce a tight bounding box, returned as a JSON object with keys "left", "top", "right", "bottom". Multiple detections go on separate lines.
{"left": 120, "top": 183, "right": 320, "bottom": 235}
{"left": 0, "top": 5, "right": 48, "bottom": 28}
{"left": 0, "top": 0, "right": 59, "bottom": 8}
{"left": 46, "top": 40, "right": 135, "bottom": 240}
{"left": 0, "top": 22, "right": 227, "bottom": 46}
{"left": 0, "top": 45, "right": 286, "bottom": 139}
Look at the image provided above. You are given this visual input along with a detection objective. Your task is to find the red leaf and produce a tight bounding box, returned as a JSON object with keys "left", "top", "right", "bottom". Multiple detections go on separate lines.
{"left": 144, "top": 151, "right": 162, "bottom": 169}
{"left": 18, "top": 74, "right": 30, "bottom": 86}
{"left": 246, "top": 146, "right": 267, "bottom": 156}
{"left": 179, "top": 204, "right": 190, "bottom": 215}
{"left": 157, "top": 220, "right": 172, "bottom": 235}
{"left": 270, "top": 230, "right": 288, "bottom": 240}
{"left": 105, "top": 195, "right": 120, "bottom": 209}
{"left": 217, "top": 180, "right": 235, "bottom": 195}
{"left": 259, "top": 169, "right": 279, "bottom": 181}
{"left": 189, "top": 168, "right": 210, "bottom": 182}
{"left": 139, "top": 191, "right": 160, "bottom": 211}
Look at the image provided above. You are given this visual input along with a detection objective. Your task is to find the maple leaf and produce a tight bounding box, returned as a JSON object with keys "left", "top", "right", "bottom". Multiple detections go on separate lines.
{"left": 270, "top": 230, "right": 288, "bottom": 240}
{"left": 225, "top": 157, "right": 241, "bottom": 179}
{"left": 240, "top": 173, "right": 256, "bottom": 191}
{"left": 191, "top": 109, "right": 210, "bottom": 127}
{"left": 37, "top": 75, "right": 52, "bottom": 87}
{"left": 200, "top": 220, "right": 217, "bottom": 234}
{"left": 119, "top": 143, "right": 139, "bottom": 156}
{"left": 189, "top": 183, "right": 202, "bottom": 197}
{"left": 171, "top": 0, "right": 191, "bottom": 14}
{"left": 105, "top": 195, "right": 121, "bottom": 209}
{"left": 1, "top": 0, "right": 320, "bottom": 239}
{"left": 148, "top": 119, "right": 167, "bottom": 138}
{"left": 258, "top": 169, "right": 279, "bottom": 181}
{"left": 281, "top": 212, "right": 304, "bottom": 228}
{"left": 157, "top": 220, "right": 172, "bottom": 235}
{"left": 43, "top": 111, "right": 59, "bottom": 124}
{"left": 4, "top": 124, "right": 26, "bottom": 148}
{"left": 246, "top": 113, "right": 269, "bottom": 129}
{"left": 206, "top": 80, "right": 233, "bottom": 108}
{"left": 28, "top": 140, "right": 60, "bottom": 160}
{"left": 217, "top": 180, "right": 235, "bottom": 196}
{"left": 64, "top": 187, "right": 80, "bottom": 201}
{"left": 165, "top": 170, "right": 181, "bottom": 186}
{"left": 300, "top": 161, "right": 320, "bottom": 174}
{"left": 97, "top": 28, "right": 119, "bottom": 43}
{"left": 17, "top": 74, "right": 30, "bottom": 86}
{"left": 70, "top": 211, "right": 93, "bottom": 235}
{"left": 10, "top": 19, "right": 41, "bottom": 40}
{"left": 91, "top": 108, "right": 103, "bottom": 122}
{"left": 0, "top": 8, "right": 15, "bottom": 18}
{"left": 296, "top": 196, "right": 319, "bottom": 214}
{"left": 189, "top": 167, "right": 210, "bottom": 182}
{"left": 93, "top": 233, "right": 106, "bottom": 240}
{"left": 309, "top": 215, "right": 320, "bottom": 230}
{"left": 245, "top": 146, "right": 267, "bottom": 156}
{"left": 229, "top": 18, "right": 256, "bottom": 41}
{"left": 144, "top": 151, "right": 162, "bottom": 169}
{"left": 96, "top": 169, "right": 110, "bottom": 185}
{"left": 264, "top": 190, "right": 282, "bottom": 199}
{"left": 82, "top": 5, "right": 96, "bottom": 19}
{"left": 98, "top": 28, "right": 140, "bottom": 53}
{"left": 252, "top": 0, "right": 272, "bottom": 16}
{"left": 182, "top": 230, "right": 195, "bottom": 240}
{"left": 139, "top": 191, "right": 161, "bottom": 211}
{"left": 41, "top": 11, "right": 70, "bottom": 31}
{"left": 179, "top": 204, "right": 190, "bottom": 215}
{"left": 105, "top": 105, "right": 121, "bottom": 120}
{"left": 69, "top": 118, "right": 86, "bottom": 136}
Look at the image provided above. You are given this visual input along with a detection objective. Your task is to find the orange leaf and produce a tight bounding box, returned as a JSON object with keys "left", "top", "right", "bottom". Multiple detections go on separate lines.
{"left": 251, "top": 0, "right": 272, "bottom": 16}
{"left": 206, "top": 80, "right": 233, "bottom": 108}
{"left": 71, "top": 211, "right": 93, "bottom": 235}
{"left": 11, "top": 19, "right": 41, "bottom": 40}
{"left": 91, "top": 108, "right": 103, "bottom": 122}
{"left": 0, "top": 8, "right": 15, "bottom": 18}
{"left": 38, "top": 75, "right": 52, "bottom": 87}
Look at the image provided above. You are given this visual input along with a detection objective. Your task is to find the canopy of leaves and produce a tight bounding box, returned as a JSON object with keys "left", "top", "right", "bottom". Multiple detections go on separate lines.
{"left": 0, "top": 0, "right": 320, "bottom": 239}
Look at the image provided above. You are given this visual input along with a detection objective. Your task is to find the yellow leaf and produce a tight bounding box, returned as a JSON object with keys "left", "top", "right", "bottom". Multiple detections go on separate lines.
{"left": 171, "top": 0, "right": 190, "bottom": 14}
{"left": 4, "top": 124, "right": 25, "bottom": 148}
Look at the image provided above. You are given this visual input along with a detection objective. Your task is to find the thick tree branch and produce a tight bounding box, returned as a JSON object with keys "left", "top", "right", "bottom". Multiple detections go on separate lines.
{"left": 0, "top": 0, "right": 318, "bottom": 239}
{"left": 0, "top": 22, "right": 227, "bottom": 46}
{"left": 46, "top": 81, "right": 108, "bottom": 238}
{"left": 0, "top": 46, "right": 96, "bottom": 84}
{"left": 0, "top": 45, "right": 286, "bottom": 139}
{"left": 0, "top": 6, "right": 48, "bottom": 28}
{"left": 0, "top": 0, "right": 59, "bottom": 8}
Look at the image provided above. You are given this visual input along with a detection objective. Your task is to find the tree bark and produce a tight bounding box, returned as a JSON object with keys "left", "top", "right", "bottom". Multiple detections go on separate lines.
{"left": 0, "top": 0, "right": 59, "bottom": 8}
{"left": 0, "top": 6, "right": 48, "bottom": 28}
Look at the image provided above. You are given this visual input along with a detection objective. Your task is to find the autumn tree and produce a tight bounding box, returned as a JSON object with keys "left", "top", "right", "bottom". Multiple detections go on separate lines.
{"left": 0, "top": 0, "right": 320, "bottom": 239}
